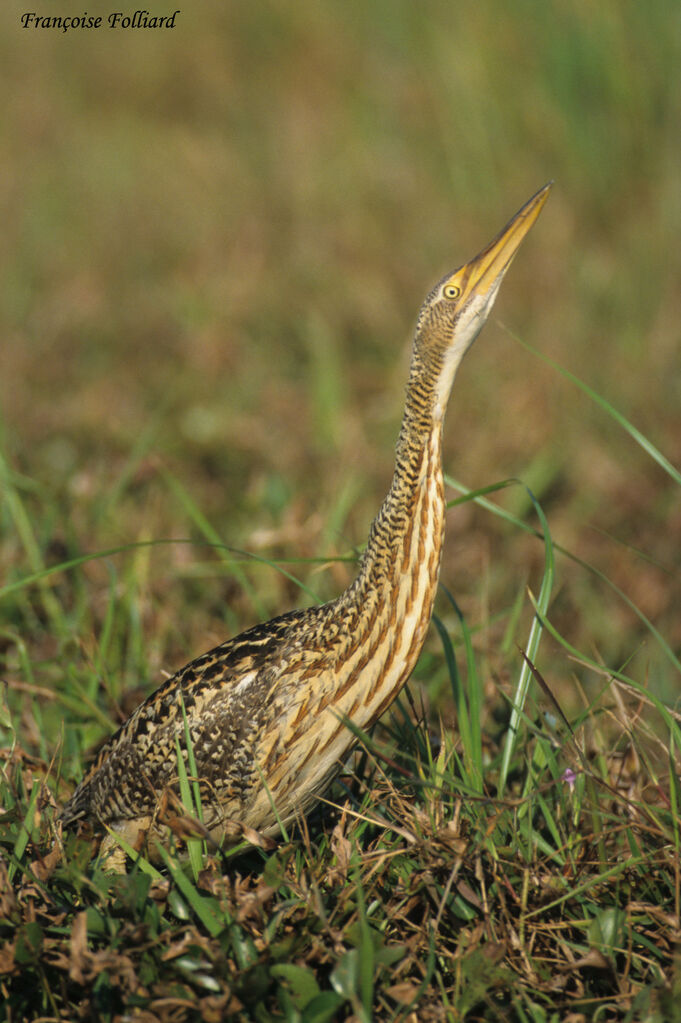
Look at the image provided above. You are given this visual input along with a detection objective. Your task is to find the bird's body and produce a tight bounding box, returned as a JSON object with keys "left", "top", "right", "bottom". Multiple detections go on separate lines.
{"left": 61, "top": 185, "right": 550, "bottom": 867}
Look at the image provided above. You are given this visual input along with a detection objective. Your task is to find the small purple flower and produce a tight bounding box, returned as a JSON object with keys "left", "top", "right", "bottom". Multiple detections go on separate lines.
{"left": 562, "top": 767, "right": 577, "bottom": 791}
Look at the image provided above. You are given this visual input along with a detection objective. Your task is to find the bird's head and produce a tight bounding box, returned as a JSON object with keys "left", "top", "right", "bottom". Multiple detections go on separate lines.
{"left": 413, "top": 183, "right": 551, "bottom": 419}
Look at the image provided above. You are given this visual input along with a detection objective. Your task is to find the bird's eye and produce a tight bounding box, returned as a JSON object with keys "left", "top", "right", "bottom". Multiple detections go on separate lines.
{"left": 443, "top": 284, "right": 461, "bottom": 300}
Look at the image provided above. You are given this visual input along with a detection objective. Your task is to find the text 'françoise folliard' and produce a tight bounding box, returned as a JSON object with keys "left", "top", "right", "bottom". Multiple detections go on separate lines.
{"left": 21, "top": 10, "right": 180, "bottom": 31}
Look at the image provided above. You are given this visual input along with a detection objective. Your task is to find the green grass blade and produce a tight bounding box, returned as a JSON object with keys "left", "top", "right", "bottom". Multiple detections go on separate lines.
{"left": 527, "top": 593, "right": 681, "bottom": 748}
{"left": 498, "top": 488, "right": 554, "bottom": 796}
{"left": 445, "top": 474, "right": 681, "bottom": 676}
{"left": 174, "top": 734, "right": 205, "bottom": 881}
{"left": 154, "top": 844, "right": 226, "bottom": 936}
{"left": 0, "top": 453, "right": 65, "bottom": 633}
{"left": 431, "top": 614, "right": 474, "bottom": 786}
{"left": 507, "top": 328, "right": 681, "bottom": 488}
{"left": 99, "top": 827, "right": 164, "bottom": 880}
{"left": 669, "top": 732, "right": 681, "bottom": 923}
{"left": 8, "top": 778, "right": 41, "bottom": 883}
{"left": 180, "top": 693, "right": 204, "bottom": 826}
{"left": 254, "top": 764, "right": 290, "bottom": 843}
{"left": 159, "top": 464, "right": 266, "bottom": 622}
{"left": 0, "top": 537, "right": 321, "bottom": 606}
{"left": 436, "top": 587, "right": 483, "bottom": 793}
{"left": 354, "top": 871, "right": 375, "bottom": 1018}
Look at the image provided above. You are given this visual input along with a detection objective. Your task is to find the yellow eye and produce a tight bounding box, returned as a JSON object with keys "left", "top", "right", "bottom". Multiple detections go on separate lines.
{"left": 443, "top": 283, "right": 461, "bottom": 300}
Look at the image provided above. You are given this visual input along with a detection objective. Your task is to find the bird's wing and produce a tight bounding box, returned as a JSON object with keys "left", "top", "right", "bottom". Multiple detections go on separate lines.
{"left": 60, "top": 608, "right": 310, "bottom": 826}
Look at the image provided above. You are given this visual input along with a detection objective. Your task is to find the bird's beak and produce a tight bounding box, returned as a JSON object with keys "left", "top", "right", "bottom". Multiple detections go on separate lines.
{"left": 459, "top": 182, "right": 552, "bottom": 300}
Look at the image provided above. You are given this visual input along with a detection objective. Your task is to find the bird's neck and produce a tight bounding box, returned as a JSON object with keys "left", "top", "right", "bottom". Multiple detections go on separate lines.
{"left": 342, "top": 355, "right": 448, "bottom": 626}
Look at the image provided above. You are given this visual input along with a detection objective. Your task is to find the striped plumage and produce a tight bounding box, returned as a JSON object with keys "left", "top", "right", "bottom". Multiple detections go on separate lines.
{"left": 61, "top": 184, "right": 550, "bottom": 868}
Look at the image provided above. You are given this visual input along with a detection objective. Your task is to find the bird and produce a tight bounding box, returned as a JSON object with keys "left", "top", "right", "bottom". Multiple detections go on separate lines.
{"left": 60, "top": 183, "right": 551, "bottom": 870}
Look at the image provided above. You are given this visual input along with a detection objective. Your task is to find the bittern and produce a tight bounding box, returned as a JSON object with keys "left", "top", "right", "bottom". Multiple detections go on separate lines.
{"left": 61, "top": 184, "right": 550, "bottom": 869}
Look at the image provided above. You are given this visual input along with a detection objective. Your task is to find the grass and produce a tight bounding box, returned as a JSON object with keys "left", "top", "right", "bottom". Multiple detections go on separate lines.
{"left": 2, "top": 0, "right": 681, "bottom": 1018}
{"left": 1, "top": 368, "right": 679, "bottom": 1020}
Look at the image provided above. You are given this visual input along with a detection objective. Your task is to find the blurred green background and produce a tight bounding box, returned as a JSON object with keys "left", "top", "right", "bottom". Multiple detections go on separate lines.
{"left": 1, "top": 0, "right": 680, "bottom": 744}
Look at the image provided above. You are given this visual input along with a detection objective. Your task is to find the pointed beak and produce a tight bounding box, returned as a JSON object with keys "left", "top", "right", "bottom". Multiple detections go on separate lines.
{"left": 461, "top": 182, "right": 552, "bottom": 300}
